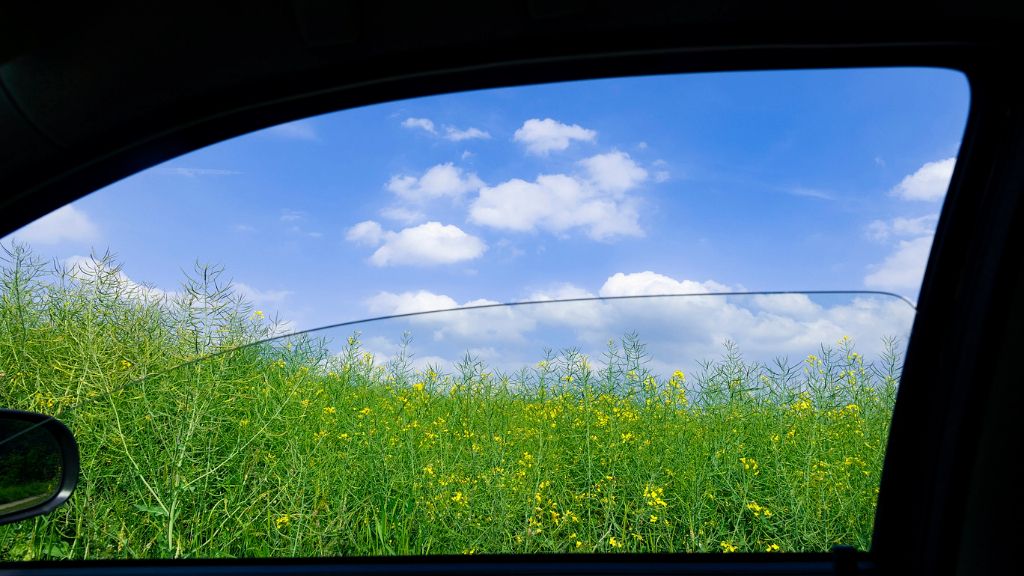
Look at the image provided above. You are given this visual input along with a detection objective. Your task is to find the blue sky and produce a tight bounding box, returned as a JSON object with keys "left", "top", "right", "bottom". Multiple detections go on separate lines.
{"left": 3, "top": 68, "right": 970, "bottom": 373}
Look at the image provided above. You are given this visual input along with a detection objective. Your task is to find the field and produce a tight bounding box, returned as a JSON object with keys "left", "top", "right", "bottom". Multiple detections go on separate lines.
{"left": 0, "top": 244, "right": 900, "bottom": 559}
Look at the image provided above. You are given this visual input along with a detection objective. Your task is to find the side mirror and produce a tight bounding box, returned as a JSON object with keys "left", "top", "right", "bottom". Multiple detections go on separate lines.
{"left": 0, "top": 409, "right": 80, "bottom": 526}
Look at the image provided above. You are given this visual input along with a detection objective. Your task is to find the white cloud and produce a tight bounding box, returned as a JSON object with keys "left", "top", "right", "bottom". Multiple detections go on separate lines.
{"left": 866, "top": 214, "right": 938, "bottom": 241}
{"left": 469, "top": 151, "right": 651, "bottom": 241}
{"left": 234, "top": 282, "right": 292, "bottom": 305}
{"left": 891, "top": 157, "right": 956, "bottom": 201}
{"left": 10, "top": 206, "right": 99, "bottom": 246}
{"left": 352, "top": 272, "right": 916, "bottom": 377}
{"left": 234, "top": 224, "right": 256, "bottom": 233}
{"left": 402, "top": 117, "right": 436, "bottom": 134}
{"left": 367, "top": 290, "right": 460, "bottom": 315}
{"left": 401, "top": 117, "right": 489, "bottom": 141}
{"left": 654, "top": 171, "right": 670, "bottom": 183}
{"left": 366, "top": 290, "right": 534, "bottom": 343}
{"left": 367, "top": 222, "right": 486, "bottom": 267}
{"left": 513, "top": 118, "right": 597, "bottom": 155}
{"left": 280, "top": 209, "right": 305, "bottom": 222}
{"left": 444, "top": 126, "right": 491, "bottom": 141}
{"left": 386, "top": 163, "right": 484, "bottom": 201}
{"left": 529, "top": 283, "right": 595, "bottom": 301}
{"left": 864, "top": 236, "right": 933, "bottom": 293}
{"left": 346, "top": 220, "right": 385, "bottom": 246}
{"left": 470, "top": 174, "right": 641, "bottom": 240}
{"left": 266, "top": 120, "right": 318, "bottom": 141}
{"left": 579, "top": 151, "right": 648, "bottom": 195}
{"left": 751, "top": 293, "right": 822, "bottom": 321}
{"left": 599, "top": 271, "right": 729, "bottom": 297}
{"left": 526, "top": 284, "right": 604, "bottom": 331}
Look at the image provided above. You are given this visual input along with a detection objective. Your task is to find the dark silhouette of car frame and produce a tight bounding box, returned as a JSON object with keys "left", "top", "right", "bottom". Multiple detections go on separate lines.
{"left": 1, "top": 1, "right": 1021, "bottom": 574}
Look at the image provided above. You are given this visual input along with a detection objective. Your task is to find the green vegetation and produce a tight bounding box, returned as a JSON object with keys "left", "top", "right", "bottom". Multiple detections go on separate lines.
{"left": 0, "top": 243, "right": 900, "bottom": 559}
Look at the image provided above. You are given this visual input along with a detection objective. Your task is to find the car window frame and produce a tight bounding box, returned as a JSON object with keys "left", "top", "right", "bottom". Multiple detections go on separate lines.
{"left": 2, "top": 7, "right": 1021, "bottom": 574}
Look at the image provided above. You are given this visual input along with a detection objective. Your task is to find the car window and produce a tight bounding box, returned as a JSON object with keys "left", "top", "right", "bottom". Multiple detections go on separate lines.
{"left": 0, "top": 68, "right": 969, "bottom": 559}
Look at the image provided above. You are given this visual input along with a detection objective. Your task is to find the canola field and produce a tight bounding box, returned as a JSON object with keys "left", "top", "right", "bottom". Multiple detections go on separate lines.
{"left": 0, "top": 244, "right": 900, "bottom": 559}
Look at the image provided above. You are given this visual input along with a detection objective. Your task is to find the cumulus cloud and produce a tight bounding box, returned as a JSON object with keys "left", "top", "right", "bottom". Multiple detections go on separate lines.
{"left": 266, "top": 120, "right": 318, "bottom": 141}
{"left": 579, "top": 151, "right": 648, "bottom": 195}
{"left": 352, "top": 221, "right": 486, "bottom": 267}
{"left": 402, "top": 117, "right": 436, "bottom": 134}
{"left": 864, "top": 236, "right": 933, "bottom": 293}
{"left": 367, "top": 290, "right": 460, "bottom": 315}
{"left": 444, "top": 126, "right": 491, "bottom": 141}
{"left": 10, "top": 206, "right": 99, "bottom": 246}
{"left": 352, "top": 272, "right": 916, "bottom": 377}
{"left": 513, "top": 118, "right": 597, "bottom": 155}
{"left": 599, "top": 271, "right": 729, "bottom": 297}
{"left": 346, "top": 220, "right": 385, "bottom": 246}
{"left": 386, "top": 163, "right": 485, "bottom": 201}
{"left": 866, "top": 214, "right": 939, "bottom": 242}
{"left": 366, "top": 290, "right": 534, "bottom": 342}
{"left": 468, "top": 152, "right": 650, "bottom": 240}
{"left": 891, "top": 158, "right": 956, "bottom": 201}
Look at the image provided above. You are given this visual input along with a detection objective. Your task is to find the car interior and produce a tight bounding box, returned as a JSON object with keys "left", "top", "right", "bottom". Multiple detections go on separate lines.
{"left": 1, "top": 1, "right": 1021, "bottom": 574}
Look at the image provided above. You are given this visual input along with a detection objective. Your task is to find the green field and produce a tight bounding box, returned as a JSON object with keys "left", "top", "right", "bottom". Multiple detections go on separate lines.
{"left": 0, "top": 243, "right": 900, "bottom": 559}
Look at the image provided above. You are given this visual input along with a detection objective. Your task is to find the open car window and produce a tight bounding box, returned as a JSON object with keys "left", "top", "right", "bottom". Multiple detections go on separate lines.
{"left": 0, "top": 68, "right": 969, "bottom": 560}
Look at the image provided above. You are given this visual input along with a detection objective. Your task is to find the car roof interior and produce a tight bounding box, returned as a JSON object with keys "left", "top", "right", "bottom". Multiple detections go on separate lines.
{"left": 1, "top": 1, "right": 1022, "bottom": 574}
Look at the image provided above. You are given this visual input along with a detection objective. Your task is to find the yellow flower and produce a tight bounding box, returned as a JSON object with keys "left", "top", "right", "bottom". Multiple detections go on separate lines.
{"left": 412, "top": 382, "right": 425, "bottom": 392}
{"left": 766, "top": 543, "right": 781, "bottom": 552}
{"left": 275, "top": 514, "right": 290, "bottom": 528}
{"left": 253, "top": 310, "right": 264, "bottom": 319}
{"left": 120, "top": 359, "right": 132, "bottom": 369}
{"left": 643, "top": 485, "right": 668, "bottom": 507}
{"left": 239, "top": 419, "right": 249, "bottom": 427}
{"left": 323, "top": 406, "right": 336, "bottom": 415}
{"left": 609, "top": 536, "right": 623, "bottom": 548}
{"left": 720, "top": 541, "right": 737, "bottom": 553}
{"left": 739, "top": 457, "right": 760, "bottom": 475}
{"left": 359, "top": 407, "right": 372, "bottom": 416}
{"left": 649, "top": 515, "right": 658, "bottom": 523}
{"left": 451, "top": 491, "right": 467, "bottom": 505}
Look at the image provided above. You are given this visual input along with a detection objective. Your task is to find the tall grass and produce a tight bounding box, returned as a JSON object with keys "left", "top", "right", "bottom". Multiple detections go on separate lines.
{"left": 0, "top": 243, "right": 900, "bottom": 559}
